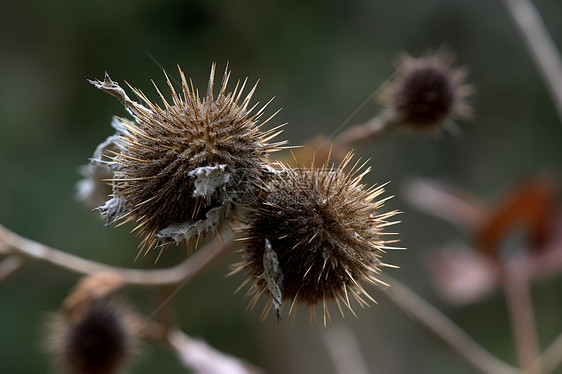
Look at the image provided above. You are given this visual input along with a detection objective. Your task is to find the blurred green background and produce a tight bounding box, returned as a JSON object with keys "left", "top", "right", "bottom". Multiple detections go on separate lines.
{"left": 1, "top": 0, "right": 562, "bottom": 373}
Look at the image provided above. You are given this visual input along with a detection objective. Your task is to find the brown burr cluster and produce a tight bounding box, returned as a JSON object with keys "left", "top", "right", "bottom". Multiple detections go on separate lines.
{"left": 87, "top": 65, "right": 285, "bottom": 252}
{"left": 231, "top": 155, "right": 400, "bottom": 323}
{"left": 84, "top": 64, "right": 403, "bottom": 323}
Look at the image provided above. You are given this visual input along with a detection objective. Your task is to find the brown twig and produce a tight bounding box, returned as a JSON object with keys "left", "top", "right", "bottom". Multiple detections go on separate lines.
{"left": 502, "top": 258, "right": 541, "bottom": 373}
{"left": 120, "top": 304, "right": 266, "bottom": 374}
{"left": 502, "top": 0, "right": 562, "bottom": 122}
{"left": 535, "top": 331, "right": 562, "bottom": 374}
{"left": 403, "top": 178, "right": 488, "bottom": 231}
{"left": 167, "top": 328, "right": 265, "bottom": 374}
{"left": 320, "top": 322, "right": 370, "bottom": 374}
{"left": 379, "top": 274, "right": 520, "bottom": 374}
{"left": 0, "top": 223, "right": 234, "bottom": 286}
{"left": 0, "top": 255, "right": 26, "bottom": 283}
{"left": 155, "top": 286, "right": 176, "bottom": 336}
{"left": 335, "top": 110, "right": 398, "bottom": 147}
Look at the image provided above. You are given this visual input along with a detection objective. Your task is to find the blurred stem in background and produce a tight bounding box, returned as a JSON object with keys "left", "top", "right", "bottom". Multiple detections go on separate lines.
{"left": 502, "top": 0, "right": 562, "bottom": 123}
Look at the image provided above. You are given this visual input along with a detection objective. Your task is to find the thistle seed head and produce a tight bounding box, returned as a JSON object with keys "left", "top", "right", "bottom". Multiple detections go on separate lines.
{"left": 232, "top": 154, "right": 401, "bottom": 325}
{"left": 381, "top": 51, "right": 473, "bottom": 130}
{"left": 88, "top": 64, "right": 285, "bottom": 251}
{"left": 48, "top": 300, "right": 135, "bottom": 374}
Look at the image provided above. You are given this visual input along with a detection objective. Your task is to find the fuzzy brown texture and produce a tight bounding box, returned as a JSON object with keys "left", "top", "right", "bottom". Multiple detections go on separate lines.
{"left": 381, "top": 51, "right": 472, "bottom": 130}
{"left": 49, "top": 301, "right": 133, "bottom": 374}
{"left": 232, "top": 155, "right": 400, "bottom": 324}
{"left": 89, "top": 65, "right": 285, "bottom": 251}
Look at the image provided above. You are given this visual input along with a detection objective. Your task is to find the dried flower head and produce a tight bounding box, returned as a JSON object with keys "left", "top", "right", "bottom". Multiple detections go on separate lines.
{"left": 380, "top": 51, "right": 472, "bottom": 130}
{"left": 231, "top": 154, "right": 401, "bottom": 325}
{"left": 48, "top": 300, "right": 136, "bottom": 374}
{"left": 88, "top": 64, "right": 285, "bottom": 252}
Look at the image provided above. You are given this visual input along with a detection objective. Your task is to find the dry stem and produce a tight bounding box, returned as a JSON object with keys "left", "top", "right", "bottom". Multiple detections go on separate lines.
{"left": 0, "top": 223, "right": 234, "bottom": 286}
{"left": 336, "top": 110, "right": 398, "bottom": 147}
{"left": 503, "top": 0, "right": 562, "bottom": 122}
{"left": 0, "top": 255, "right": 26, "bottom": 283}
{"left": 168, "top": 329, "right": 265, "bottom": 374}
{"left": 536, "top": 331, "right": 562, "bottom": 374}
{"left": 379, "top": 274, "right": 520, "bottom": 374}
{"left": 502, "top": 260, "right": 541, "bottom": 374}
{"left": 320, "top": 322, "right": 370, "bottom": 374}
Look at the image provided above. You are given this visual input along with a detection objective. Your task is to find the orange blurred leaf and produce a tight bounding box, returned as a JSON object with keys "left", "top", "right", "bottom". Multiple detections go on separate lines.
{"left": 476, "top": 178, "right": 556, "bottom": 258}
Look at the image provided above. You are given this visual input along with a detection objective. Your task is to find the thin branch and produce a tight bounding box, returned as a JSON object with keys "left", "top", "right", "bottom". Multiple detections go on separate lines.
{"left": 535, "top": 331, "right": 562, "bottom": 374}
{"left": 378, "top": 274, "right": 520, "bottom": 374}
{"left": 402, "top": 178, "right": 488, "bottom": 231}
{"left": 502, "top": 261, "right": 541, "bottom": 373}
{"left": 320, "top": 323, "right": 371, "bottom": 374}
{"left": 168, "top": 329, "right": 265, "bottom": 374}
{"left": 0, "top": 255, "right": 26, "bottom": 283}
{"left": 335, "top": 110, "right": 398, "bottom": 147}
{"left": 0, "top": 223, "right": 234, "bottom": 286}
{"left": 124, "top": 306, "right": 266, "bottom": 374}
{"left": 502, "top": 0, "right": 562, "bottom": 122}
{"left": 0, "top": 240, "right": 10, "bottom": 255}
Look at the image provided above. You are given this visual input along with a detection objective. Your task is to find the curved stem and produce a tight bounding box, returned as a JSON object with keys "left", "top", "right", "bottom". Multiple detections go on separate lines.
{"left": 336, "top": 110, "right": 397, "bottom": 147}
{"left": 502, "top": 0, "right": 562, "bottom": 122}
{"left": 320, "top": 322, "right": 370, "bottom": 374}
{"left": 379, "top": 274, "right": 520, "bottom": 374}
{"left": 168, "top": 329, "right": 265, "bottom": 374}
{"left": 535, "top": 331, "right": 562, "bottom": 374}
{"left": 0, "top": 223, "right": 234, "bottom": 286}
{"left": 0, "top": 255, "right": 26, "bottom": 283}
{"left": 502, "top": 261, "right": 541, "bottom": 373}
{"left": 132, "top": 310, "right": 266, "bottom": 374}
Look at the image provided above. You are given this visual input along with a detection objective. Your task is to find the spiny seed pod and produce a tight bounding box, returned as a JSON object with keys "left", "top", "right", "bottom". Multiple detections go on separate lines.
{"left": 47, "top": 300, "right": 136, "bottom": 374}
{"left": 231, "top": 154, "right": 401, "bottom": 325}
{"left": 380, "top": 51, "right": 472, "bottom": 130}
{"left": 88, "top": 64, "right": 285, "bottom": 252}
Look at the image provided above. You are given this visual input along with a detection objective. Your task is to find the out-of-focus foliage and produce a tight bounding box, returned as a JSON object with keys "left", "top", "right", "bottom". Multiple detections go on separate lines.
{"left": 1, "top": 0, "right": 561, "bottom": 373}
